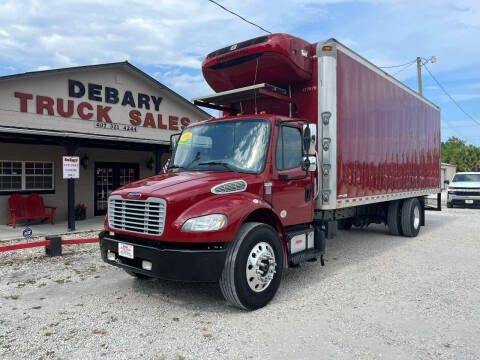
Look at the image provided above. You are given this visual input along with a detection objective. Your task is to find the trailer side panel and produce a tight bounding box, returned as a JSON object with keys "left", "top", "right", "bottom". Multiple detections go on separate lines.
{"left": 336, "top": 50, "right": 440, "bottom": 207}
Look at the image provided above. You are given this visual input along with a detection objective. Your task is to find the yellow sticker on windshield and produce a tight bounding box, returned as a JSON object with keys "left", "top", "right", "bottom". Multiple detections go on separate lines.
{"left": 179, "top": 132, "right": 192, "bottom": 145}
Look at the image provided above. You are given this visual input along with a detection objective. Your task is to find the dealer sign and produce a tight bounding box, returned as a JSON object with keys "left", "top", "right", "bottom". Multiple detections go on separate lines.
{"left": 0, "top": 63, "right": 208, "bottom": 144}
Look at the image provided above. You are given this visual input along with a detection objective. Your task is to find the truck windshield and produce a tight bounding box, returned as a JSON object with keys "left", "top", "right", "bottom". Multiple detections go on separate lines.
{"left": 170, "top": 118, "right": 271, "bottom": 174}
{"left": 452, "top": 173, "right": 480, "bottom": 182}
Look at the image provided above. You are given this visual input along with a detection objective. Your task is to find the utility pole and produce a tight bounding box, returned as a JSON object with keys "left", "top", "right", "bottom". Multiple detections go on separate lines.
{"left": 417, "top": 57, "right": 423, "bottom": 96}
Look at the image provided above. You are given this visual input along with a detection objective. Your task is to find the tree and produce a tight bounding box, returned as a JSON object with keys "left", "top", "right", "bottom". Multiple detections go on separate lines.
{"left": 441, "top": 137, "right": 480, "bottom": 172}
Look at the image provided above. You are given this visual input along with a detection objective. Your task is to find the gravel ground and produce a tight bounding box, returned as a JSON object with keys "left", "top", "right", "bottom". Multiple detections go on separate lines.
{"left": 1, "top": 208, "right": 479, "bottom": 360}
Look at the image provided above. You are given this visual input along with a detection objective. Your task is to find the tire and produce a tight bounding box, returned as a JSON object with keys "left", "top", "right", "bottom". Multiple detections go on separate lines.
{"left": 338, "top": 219, "right": 353, "bottom": 230}
{"left": 219, "top": 222, "right": 284, "bottom": 310}
{"left": 401, "top": 198, "right": 421, "bottom": 237}
{"left": 387, "top": 200, "right": 403, "bottom": 236}
{"left": 124, "top": 269, "right": 152, "bottom": 280}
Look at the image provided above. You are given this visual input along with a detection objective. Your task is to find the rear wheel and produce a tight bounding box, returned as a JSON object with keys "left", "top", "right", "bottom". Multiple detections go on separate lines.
{"left": 387, "top": 200, "right": 403, "bottom": 236}
{"left": 124, "top": 269, "right": 152, "bottom": 280}
{"left": 401, "top": 198, "right": 421, "bottom": 237}
{"left": 219, "top": 222, "right": 284, "bottom": 310}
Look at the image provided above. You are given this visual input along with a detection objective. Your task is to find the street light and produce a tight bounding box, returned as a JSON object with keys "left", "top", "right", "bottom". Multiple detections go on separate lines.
{"left": 417, "top": 56, "right": 437, "bottom": 96}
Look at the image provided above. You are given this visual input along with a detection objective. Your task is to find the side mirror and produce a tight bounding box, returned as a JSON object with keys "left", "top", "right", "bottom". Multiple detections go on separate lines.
{"left": 302, "top": 124, "right": 317, "bottom": 155}
{"left": 302, "top": 125, "right": 311, "bottom": 154}
{"left": 301, "top": 157, "right": 311, "bottom": 171}
{"left": 301, "top": 156, "right": 318, "bottom": 172}
{"left": 444, "top": 180, "right": 450, "bottom": 185}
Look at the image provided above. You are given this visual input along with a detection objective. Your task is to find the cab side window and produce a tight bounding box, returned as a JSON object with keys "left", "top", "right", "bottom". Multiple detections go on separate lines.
{"left": 276, "top": 126, "right": 302, "bottom": 170}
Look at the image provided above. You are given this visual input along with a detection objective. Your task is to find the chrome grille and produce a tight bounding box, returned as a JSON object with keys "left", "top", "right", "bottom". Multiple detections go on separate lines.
{"left": 452, "top": 191, "right": 480, "bottom": 196}
{"left": 108, "top": 195, "right": 166, "bottom": 236}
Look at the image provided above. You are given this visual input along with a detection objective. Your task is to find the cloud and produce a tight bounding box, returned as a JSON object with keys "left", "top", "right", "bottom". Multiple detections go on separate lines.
{"left": 156, "top": 69, "right": 211, "bottom": 101}
{"left": 0, "top": 0, "right": 479, "bottom": 77}
{"left": 0, "top": 0, "right": 479, "bottom": 143}
{"left": 35, "top": 65, "right": 52, "bottom": 71}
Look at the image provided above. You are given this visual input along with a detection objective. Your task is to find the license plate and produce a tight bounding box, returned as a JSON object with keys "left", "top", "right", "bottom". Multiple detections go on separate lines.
{"left": 465, "top": 199, "right": 474, "bottom": 204}
{"left": 118, "top": 243, "right": 134, "bottom": 259}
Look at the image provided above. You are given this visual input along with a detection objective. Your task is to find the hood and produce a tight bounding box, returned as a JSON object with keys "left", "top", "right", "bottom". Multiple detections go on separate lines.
{"left": 112, "top": 171, "right": 262, "bottom": 202}
{"left": 450, "top": 181, "right": 480, "bottom": 189}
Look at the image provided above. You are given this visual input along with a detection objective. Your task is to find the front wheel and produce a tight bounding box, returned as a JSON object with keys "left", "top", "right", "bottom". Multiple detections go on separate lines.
{"left": 219, "top": 223, "right": 284, "bottom": 310}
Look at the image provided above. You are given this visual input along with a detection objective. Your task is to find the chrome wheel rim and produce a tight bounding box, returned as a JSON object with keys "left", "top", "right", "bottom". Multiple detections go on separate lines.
{"left": 413, "top": 206, "right": 420, "bottom": 229}
{"left": 246, "top": 242, "right": 277, "bottom": 293}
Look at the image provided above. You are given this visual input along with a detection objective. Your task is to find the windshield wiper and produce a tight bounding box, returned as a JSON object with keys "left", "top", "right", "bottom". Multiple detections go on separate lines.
{"left": 198, "top": 161, "right": 234, "bottom": 171}
{"left": 167, "top": 165, "right": 185, "bottom": 171}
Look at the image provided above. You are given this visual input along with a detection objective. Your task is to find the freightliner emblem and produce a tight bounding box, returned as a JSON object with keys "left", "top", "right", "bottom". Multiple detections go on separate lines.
{"left": 127, "top": 192, "right": 142, "bottom": 198}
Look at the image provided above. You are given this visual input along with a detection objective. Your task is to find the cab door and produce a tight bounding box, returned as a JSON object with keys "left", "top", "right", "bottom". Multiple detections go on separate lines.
{"left": 271, "top": 125, "right": 314, "bottom": 226}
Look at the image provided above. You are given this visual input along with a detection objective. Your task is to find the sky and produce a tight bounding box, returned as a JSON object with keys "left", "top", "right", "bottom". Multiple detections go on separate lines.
{"left": 0, "top": 0, "right": 479, "bottom": 145}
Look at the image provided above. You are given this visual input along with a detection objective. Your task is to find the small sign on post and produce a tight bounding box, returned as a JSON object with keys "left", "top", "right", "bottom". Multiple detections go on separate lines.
{"left": 23, "top": 227, "right": 33, "bottom": 239}
{"left": 63, "top": 156, "right": 80, "bottom": 179}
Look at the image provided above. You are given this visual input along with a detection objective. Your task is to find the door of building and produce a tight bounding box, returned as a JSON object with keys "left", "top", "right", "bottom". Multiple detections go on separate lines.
{"left": 94, "top": 162, "right": 139, "bottom": 216}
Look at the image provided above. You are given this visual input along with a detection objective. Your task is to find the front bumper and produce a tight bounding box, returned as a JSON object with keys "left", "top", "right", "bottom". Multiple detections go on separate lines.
{"left": 99, "top": 231, "right": 227, "bottom": 282}
{"left": 447, "top": 194, "right": 480, "bottom": 206}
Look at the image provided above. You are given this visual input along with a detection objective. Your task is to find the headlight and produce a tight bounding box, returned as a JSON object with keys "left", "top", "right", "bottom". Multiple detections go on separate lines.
{"left": 181, "top": 214, "right": 227, "bottom": 232}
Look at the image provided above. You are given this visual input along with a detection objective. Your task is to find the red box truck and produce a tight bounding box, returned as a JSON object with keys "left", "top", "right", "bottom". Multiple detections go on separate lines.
{"left": 100, "top": 34, "right": 441, "bottom": 310}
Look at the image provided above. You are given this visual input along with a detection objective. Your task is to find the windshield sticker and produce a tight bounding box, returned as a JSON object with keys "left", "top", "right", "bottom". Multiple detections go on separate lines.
{"left": 179, "top": 132, "right": 192, "bottom": 145}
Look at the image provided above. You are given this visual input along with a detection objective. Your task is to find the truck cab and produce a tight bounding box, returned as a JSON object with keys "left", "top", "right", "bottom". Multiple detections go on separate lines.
{"left": 100, "top": 113, "right": 320, "bottom": 310}
{"left": 447, "top": 172, "right": 480, "bottom": 208}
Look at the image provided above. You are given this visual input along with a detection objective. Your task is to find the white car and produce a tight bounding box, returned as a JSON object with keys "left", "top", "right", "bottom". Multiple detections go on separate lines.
{"left": 447, "top": 172, "right": 480, "bottom": 208}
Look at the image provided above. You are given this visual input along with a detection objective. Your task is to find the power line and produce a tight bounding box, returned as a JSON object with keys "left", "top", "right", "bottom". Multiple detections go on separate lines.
{"left": 379, "top": 59, "right": 416, "bottom": 69}
{"left": 423, "top": 63, "right": 480, "bottom": 127}
{"left": 442, "top": 118, "right": 465, "bottom": 138}
{"left": 207, "top": 0, "right": 272, "bottom": 34}
{"left": 392, "top": 60, "right": 416, "bottom": 76}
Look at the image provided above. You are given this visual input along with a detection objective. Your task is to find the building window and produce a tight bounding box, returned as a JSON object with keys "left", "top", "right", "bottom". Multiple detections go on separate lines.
{"left": 0, "top": 161, "right": 54, "bottom": 192}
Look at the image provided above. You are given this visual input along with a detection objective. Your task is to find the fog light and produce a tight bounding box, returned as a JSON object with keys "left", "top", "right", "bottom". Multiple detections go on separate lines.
{"left": 107, "top": 250, "right": 116, "bottom": 261}
{"left": 142, "top": 260, "right": 152, "bottom": 271}
{"left": 109, "top": 231, "right": 115, "bottom": 236}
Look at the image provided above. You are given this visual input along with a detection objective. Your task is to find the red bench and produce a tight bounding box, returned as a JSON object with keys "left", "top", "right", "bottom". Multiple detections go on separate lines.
{"left": 6, "top": 193, "right": 56, "bottom": 229}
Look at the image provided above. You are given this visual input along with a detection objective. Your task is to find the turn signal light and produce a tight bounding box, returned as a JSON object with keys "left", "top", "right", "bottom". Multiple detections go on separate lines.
{"left": 322, "top": 45, "right": 333, "bottom": 51}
